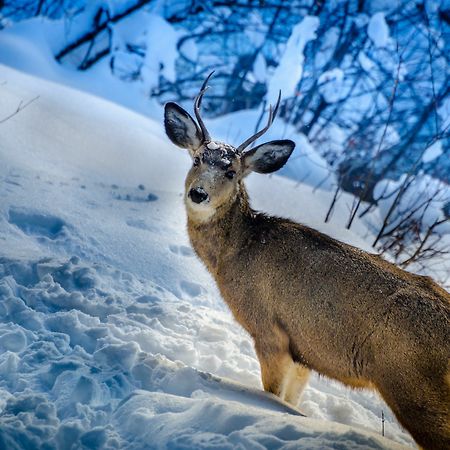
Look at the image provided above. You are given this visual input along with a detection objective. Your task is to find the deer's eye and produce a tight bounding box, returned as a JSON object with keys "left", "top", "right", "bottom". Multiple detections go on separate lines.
{"left": 225, "top": 170, "right": 236, "bottom": 180}
{"left": 193, "top": 157, "right": 200, "bottom": 167}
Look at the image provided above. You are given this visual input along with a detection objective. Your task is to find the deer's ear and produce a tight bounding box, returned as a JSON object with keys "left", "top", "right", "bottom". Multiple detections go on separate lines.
{"left": 242, "top": 140, "right": 295, "bottom": 175}
{"left": 164, "top": 102, "right": 203, "bottom": 152}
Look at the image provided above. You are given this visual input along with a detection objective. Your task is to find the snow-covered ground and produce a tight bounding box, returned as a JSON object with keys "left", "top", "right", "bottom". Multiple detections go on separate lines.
{"left": 0, "top": 64, "right": 417, "bottom": 449}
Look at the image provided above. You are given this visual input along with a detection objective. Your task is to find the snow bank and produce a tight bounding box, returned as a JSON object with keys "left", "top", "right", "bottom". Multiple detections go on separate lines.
{"left": 0, "top": 65, "right": 414, "bottom": 448}
{"left": 267, "top": 16, "right": 319, "bottom": 101}
{"left": 368, "top": 13, "right": 390, "bottom": 48}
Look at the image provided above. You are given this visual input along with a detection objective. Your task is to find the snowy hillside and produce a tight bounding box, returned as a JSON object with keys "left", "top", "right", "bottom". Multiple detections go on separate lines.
{"left": 0, "top": 65, "right": 416, "bottom": 449}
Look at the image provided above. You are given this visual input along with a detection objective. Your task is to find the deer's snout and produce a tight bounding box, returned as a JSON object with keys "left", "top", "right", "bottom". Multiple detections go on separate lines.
{"left": 189, "top": 187, "right": 209, "bottom": 204}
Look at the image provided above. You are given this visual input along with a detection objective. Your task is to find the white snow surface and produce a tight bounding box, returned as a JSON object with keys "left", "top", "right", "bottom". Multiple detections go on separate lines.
{"left": 318, "top": 68, "right": 345, "bottom": 104}
{"left": 0, "top": 65, "right": 416, "bottom": 449}
{"left": 422, "top": 140, "right": 443, "bottom": 163}
{"left": 367, "top": 13, "right": 390, "bottom": 48}
{"left": 266, "top": 16, "right": 319, "bottom": 102}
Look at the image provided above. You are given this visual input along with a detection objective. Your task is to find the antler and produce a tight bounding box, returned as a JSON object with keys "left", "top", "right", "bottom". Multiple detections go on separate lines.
{"left": 236, "top": 91, "right": 282, "bottom": 154}
{"left": 194, "top": 71, "right": 215, "bottom": 143}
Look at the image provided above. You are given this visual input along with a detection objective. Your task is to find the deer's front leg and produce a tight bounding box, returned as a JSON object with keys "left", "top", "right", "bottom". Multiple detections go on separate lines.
{"left": 254, "top": 323, "right": 296, "bottom": 399}
{"left": 254, "top": 323, "right": 310, "bottom": 406}
{"left": 257, "top": 350, "right": 310, "bottom": 406}
{"left": 282, "top": 363, "right": 310, "bottom": 405}
{"left": 256, "top": 347, "right": 293, "bottom": 396}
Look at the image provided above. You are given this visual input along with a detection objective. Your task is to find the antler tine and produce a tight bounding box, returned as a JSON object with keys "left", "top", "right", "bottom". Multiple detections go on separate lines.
{"left": 273, "top": 89, "right": 282, "bottom": 119}
{"left": 237, "top": 90, "right": 282, "bottom": 154}
{"left": 194, "top": 71, "right": 215, "bottom": 142}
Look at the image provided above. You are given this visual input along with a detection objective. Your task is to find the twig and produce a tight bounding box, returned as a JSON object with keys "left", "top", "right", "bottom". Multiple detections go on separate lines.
{"left": 373, "top": 132, "right": 449, "bottom": 248}
{"left": 325, "top": 184, "right": 341, "bottom": 223}
{"left": 0, "top": 96, "right": 39, "bottom": 124}
{"left": 423, "top": 7, "right": 439, "bottom": 134}
{"left": 400, "top": 218, "right": 449, "bottom": 267}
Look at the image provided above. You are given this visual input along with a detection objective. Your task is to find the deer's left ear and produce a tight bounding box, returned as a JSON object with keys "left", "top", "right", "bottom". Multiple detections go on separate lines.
{"left": 242, "top": 140, "right": 295, "bottom": 175}
{"left": 164, "top": 102, "right": 203, "bottom": 154}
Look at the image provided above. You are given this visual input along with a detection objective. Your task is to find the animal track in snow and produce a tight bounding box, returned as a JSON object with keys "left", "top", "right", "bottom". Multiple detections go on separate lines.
{"left": 5, "top": 179, "right": 21, "bottom": 187}
{"left": 179, "top": 280, "right": 204, "bottom": 297}
{"left": 111, "top": 184, "right": 158, "bottom": 203}
{"left": 8, "top": 209, "right": 66, "bottom": 240}
{"left": 126, "top": 218, "right": 158, "bottom": 232}
{"left": 0, "top": 328, "right": 27, "bottom": 352}
{"left": 169, "top": 245, "right": 194, "bottom": 257}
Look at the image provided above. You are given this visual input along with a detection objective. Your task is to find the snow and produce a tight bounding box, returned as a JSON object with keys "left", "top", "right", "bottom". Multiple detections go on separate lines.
{"left": 374, "top": 125, "right": 400, "bottom": 154}
{"left": 253, "top": 52, "right": 267, "bottom": 83}
{"left": 0, "top": 17, "right": 164, "bottom": 122}
{"left": 358, "top": 51, "right": 375, "bottom": 71}
{"left": 0, "top": 64, "right": 415, "bottom": 448}
{"left": 267, "top": 16, "right": 319, "bottom": 101}
{"left": 422, "top": 140, "right": 443, "bottom": 163}
{"left": 140, "top": 14, "right": 178, "bottom": 87}
{"left": 318, "top": 68, "right": 345, "bottom": 103}
{"left": 207, "top": 142, "right": 220, "bottom": 150}
{"left": 367, "top": 13, "right": 390, "bottom": 48}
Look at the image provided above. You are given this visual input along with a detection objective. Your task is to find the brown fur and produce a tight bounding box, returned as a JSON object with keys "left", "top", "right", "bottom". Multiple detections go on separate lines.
{"left": 187, "top": 178, "right": 450, "bottom": 450}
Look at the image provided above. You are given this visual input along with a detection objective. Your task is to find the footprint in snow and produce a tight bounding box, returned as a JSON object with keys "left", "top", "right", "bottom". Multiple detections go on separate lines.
{"left": 5, "top": 179, "right": 21, "bottom": 187}
{"left": 179, "top": 280, "right": 204, "bottom": 298}
{"left": 126, "top": 218, "right": 158, "bottom": 232}
{"left": 0, "top": 329, "right": 27, "bottom": 352}
{"left": 111, "top": 184, "right": 158, "bottom": 203}
{"left": 8, "top": 208, "right": 67, "bottom": 240}
{"left": 169, "top": 245, "right": 194, "bottom": 257}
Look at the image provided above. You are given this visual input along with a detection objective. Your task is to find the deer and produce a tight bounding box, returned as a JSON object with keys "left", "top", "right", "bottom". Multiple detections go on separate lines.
{"left": 163, "top": 73, "right": 450, "bottom": 450}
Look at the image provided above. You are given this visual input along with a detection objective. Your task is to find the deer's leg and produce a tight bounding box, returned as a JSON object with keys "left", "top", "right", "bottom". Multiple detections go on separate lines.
{"left": 254, "top": 323, "right": 309, "bottom": 405}
{"left": 281, "top": 362, "right": 310, "bottom": 406}
{"left": 378, "top": 371, "right": 450, "bottom": 450}
{"left": 256, "top": 348, "right": 292, "bottom": 397}
{"left": 387, "top": 389, "right": 450, "bottom": 449}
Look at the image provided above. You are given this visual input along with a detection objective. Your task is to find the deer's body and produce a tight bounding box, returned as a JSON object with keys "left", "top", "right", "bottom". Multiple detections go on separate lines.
{"left": 164, "top": 75, "right": 450, "bottom": 449}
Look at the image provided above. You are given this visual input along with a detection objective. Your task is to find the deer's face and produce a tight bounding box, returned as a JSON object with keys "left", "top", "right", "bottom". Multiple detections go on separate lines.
{"left": 184, "top": 142, "right": 242, "bottom": 221}
{"left": 164, "top": 74, "right": 295, "bottom": 223}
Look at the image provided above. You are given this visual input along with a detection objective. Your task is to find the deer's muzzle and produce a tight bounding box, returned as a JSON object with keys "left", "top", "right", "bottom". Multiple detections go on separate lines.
{"left": 189, "top": 187, "right": 209, "bottom": 204}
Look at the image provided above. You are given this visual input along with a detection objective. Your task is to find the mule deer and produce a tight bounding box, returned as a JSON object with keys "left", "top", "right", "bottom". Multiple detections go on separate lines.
{"left": 164, "top": 73, "right": 450, "bottom": 449}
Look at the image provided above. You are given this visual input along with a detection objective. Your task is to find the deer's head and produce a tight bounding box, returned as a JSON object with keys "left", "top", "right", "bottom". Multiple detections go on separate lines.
{"left": 164, "top": 73, "right": 295, "bottom": 222}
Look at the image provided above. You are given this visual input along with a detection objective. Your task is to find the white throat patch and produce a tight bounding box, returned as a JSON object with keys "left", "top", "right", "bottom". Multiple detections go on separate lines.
{"left": 185, "top": 197, "right": 217, "bottom": 223}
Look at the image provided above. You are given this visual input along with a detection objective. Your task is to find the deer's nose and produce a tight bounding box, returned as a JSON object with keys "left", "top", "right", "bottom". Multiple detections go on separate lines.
{"left": 189, "top": 187, "right": 209, "bottom": 204}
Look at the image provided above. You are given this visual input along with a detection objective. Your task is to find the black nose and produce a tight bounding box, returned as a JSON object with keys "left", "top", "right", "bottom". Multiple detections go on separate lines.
{"left": 189, "top": 187, "right": 209, "bottom": 204}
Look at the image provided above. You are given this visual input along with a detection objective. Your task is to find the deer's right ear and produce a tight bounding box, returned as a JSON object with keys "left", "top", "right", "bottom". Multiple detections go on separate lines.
{"left": 164, "top": 102, "right": 203, "bottom": 153}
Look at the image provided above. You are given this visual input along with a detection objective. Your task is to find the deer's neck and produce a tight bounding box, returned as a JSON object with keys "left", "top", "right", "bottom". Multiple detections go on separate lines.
{"left": 187, "top": 182, "right": 252, "bottom": 274}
